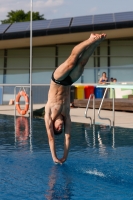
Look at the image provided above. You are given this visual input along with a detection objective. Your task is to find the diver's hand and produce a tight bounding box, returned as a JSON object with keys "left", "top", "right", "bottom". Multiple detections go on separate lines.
{"left": 59, "top": 157, "right": 66, "bottom": 164}
{"left": 53, "top": 157, "right": 62, "bottom": 164}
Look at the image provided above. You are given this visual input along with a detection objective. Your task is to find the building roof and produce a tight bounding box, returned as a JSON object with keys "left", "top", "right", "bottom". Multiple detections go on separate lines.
{"left": 0, "top": 11, "right": 133, "bottom": 40}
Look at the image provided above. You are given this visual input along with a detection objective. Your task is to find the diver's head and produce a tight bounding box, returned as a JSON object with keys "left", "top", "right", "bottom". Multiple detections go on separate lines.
{"left": 53, "top": 115, "right": 64, "bottom": 135}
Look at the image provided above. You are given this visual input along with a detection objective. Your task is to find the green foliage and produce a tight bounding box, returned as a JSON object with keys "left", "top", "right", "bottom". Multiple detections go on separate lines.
{"left": 1, "top": 10, "right": 45, "bottom": 24}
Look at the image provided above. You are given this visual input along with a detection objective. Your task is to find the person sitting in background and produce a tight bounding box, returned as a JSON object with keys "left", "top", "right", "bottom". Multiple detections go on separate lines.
{"left": 110, "top": 77, "right": 114, "bottom": 82}
{"left": 113, "top": 78, "right": 117, "bottom": 82}
{"left": 99, "top": 72, "right": 108, "bottom": 84}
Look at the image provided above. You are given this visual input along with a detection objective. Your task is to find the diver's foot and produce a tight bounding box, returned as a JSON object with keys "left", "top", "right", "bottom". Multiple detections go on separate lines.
{"left": 89, "top": 33, "right": 106, "bottom": 44}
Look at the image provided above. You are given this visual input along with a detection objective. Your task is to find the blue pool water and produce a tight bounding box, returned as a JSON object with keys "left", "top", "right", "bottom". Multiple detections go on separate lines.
{"left": 0, "top": 115, "right": 133, "bottom": 200}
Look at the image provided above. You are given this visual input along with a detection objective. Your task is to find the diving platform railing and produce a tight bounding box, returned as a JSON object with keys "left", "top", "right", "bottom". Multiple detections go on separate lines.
{"left": 85, "top": 94, "right": 95, "bottom": 125}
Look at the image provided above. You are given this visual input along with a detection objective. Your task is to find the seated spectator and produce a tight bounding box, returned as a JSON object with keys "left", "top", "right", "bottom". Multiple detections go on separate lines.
{"left": 113, "top": 78, "right": 117, "bottom": 82}
{"left": 99, "top": 72, "right": 108, "bottom": 84}
{"left": 110, "top": 77, "right": 114, "bottom": 82}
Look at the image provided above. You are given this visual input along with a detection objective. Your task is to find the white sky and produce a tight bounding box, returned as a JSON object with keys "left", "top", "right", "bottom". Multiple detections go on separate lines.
{"left": 0, "top": 0, "right": 133, "bottom": 21}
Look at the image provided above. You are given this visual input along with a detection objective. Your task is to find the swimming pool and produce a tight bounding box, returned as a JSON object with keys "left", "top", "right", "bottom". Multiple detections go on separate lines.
{"left": 0, "top": 115, "right": 133, "bottom": 200}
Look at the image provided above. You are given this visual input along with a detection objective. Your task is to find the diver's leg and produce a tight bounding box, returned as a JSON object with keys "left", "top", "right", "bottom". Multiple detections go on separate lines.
{"left": 54, "top": 33, "right": 106, "bottom": 81}
{"left": 69, "top": 44, "right": 98, "bottom": 82}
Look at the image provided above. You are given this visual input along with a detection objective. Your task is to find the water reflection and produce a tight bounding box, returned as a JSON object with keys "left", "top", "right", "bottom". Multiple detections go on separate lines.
{"left": 14, "top": 116, "right": 34, "bottom": 152}
{"left": 85, "top": 124, "right": 96, "bottom": 147}
{"left": 0, "top": 114, "right": 133, "bottom": 153}
{"left": 85, "top": 124, "right": 115, "bottom": 151}
{"left": 84, "top": 123, "right": 133, "bottom": 150}
{"left": 15, "top": 117, "right": 29, "bottom": 141}
{"left": 1, "top": 115, "right": 133, "bottom": 199}
{"left": 112, "top": 127, "right": 115, "bottom": 148}
{"left": 45, "top": 165, "right": 72, "bottom": 200}
{"left": 84, "top": 124, "right": 116, "bottom": 156}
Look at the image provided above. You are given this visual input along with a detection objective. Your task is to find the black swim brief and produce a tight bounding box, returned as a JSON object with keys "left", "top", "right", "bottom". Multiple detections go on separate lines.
{"left": 51, "top": 71, "right": 74, "bottom": 86}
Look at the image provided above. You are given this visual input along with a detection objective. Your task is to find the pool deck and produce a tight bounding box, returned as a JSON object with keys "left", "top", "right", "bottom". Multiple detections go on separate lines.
{"left": 0, "top": 104, "right": 133, "bottom": 129}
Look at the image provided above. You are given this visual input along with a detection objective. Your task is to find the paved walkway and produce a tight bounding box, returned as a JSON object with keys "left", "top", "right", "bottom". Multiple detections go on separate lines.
{"left": 70, "top": 107, "right": 133, "bottom": 128}
{"left": 0, "top": 104, "right": 132, "bottom": 129}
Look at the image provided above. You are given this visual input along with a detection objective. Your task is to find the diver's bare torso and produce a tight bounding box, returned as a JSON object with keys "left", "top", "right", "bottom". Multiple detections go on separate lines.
{"left": 45, "top": 80, "right": 70, "bottom": 120}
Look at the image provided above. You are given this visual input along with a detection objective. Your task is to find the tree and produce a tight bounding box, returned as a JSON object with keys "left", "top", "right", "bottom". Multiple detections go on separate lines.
{"left": 1, "top": 10, "right": 45, "bottom": 24}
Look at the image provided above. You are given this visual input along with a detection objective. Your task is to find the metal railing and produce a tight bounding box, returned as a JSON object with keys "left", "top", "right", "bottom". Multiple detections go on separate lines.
{"left": 97, "top": 88, "right": 111, "bottom": 127}
{"left": 85, "top": 94, "right": 95, "bottom": 125}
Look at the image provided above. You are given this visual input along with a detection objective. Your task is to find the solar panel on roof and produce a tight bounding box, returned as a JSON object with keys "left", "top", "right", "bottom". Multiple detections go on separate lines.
{"left": 6, "top": 21, "right": 30, "bottom": 33}
{"left": 71, "top": 15, "right": 93, "bottom": 27}
{"left": 94, "top": 13, "right": 114, "bottom": 24}
{"left": 48, "top": 18, "right": 71, "bottom": 29}
{"left": 115, "top": 11, "right": 133, "bottom": 22}
{"left": 2, "top": 11, "right": 133, "bottom": 37}
{"left": 31, "top": 19, "right": 51, "bottom": 30}
{"left": 0, "top": 24, "right": 11, "bottom": 34}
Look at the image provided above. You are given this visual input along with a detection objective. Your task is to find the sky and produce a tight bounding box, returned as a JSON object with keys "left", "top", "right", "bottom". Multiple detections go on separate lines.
{"left": 0, "top": 0, "right": 133, "bottom": 21}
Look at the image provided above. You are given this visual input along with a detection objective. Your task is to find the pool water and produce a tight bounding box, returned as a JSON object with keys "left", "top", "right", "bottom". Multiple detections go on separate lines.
{"left": 0, "top": 115, "right": 133, "bottom": 200}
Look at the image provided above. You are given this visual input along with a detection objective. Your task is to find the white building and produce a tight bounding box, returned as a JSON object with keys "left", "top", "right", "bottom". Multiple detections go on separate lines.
{"left": 0, "top": 11, "right": 133, "bottom": 103}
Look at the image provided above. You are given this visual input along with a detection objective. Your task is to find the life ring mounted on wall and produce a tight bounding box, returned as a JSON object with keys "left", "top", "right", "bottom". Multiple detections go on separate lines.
{"left": 16, "top": 90, "right": 29, "bottom": 115}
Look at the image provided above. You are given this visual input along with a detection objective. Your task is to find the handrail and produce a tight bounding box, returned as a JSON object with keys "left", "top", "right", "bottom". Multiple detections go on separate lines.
{"left": 98, "top": 88, "right": 111, "bottom": 127}
{"left": 85, "top": 94, "right": 95, "bottom": 125}
{"left": 0, "top": 84, "right": 50, "bottom": 86}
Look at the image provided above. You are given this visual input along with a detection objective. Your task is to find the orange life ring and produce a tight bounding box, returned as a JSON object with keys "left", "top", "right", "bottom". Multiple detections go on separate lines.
{"left": 16, "top": 117, "right": 29, "bottom": 140}
{"left": 16, "top": 91, "right": 29, "bottom": 115}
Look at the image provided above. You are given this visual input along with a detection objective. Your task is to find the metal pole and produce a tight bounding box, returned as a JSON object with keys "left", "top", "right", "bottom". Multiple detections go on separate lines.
{"left": 93, "top": 94, "right": 95, "bottom": 124}
{"left": 112, "top": 88, "right": 115, "bottom": 127}
{"left": 112, "top": 126, "right": 115, "bottom": 148}
{"left": 30, "top": 0, "right": 33, "bottom": 118}
{"left": 14, "top": 86, "right": 16, "bottom": 117}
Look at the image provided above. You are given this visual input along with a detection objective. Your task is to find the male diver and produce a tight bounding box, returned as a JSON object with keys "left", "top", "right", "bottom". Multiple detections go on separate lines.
{"left": 45, "top": 33, "right": 106, "bottom": 164}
